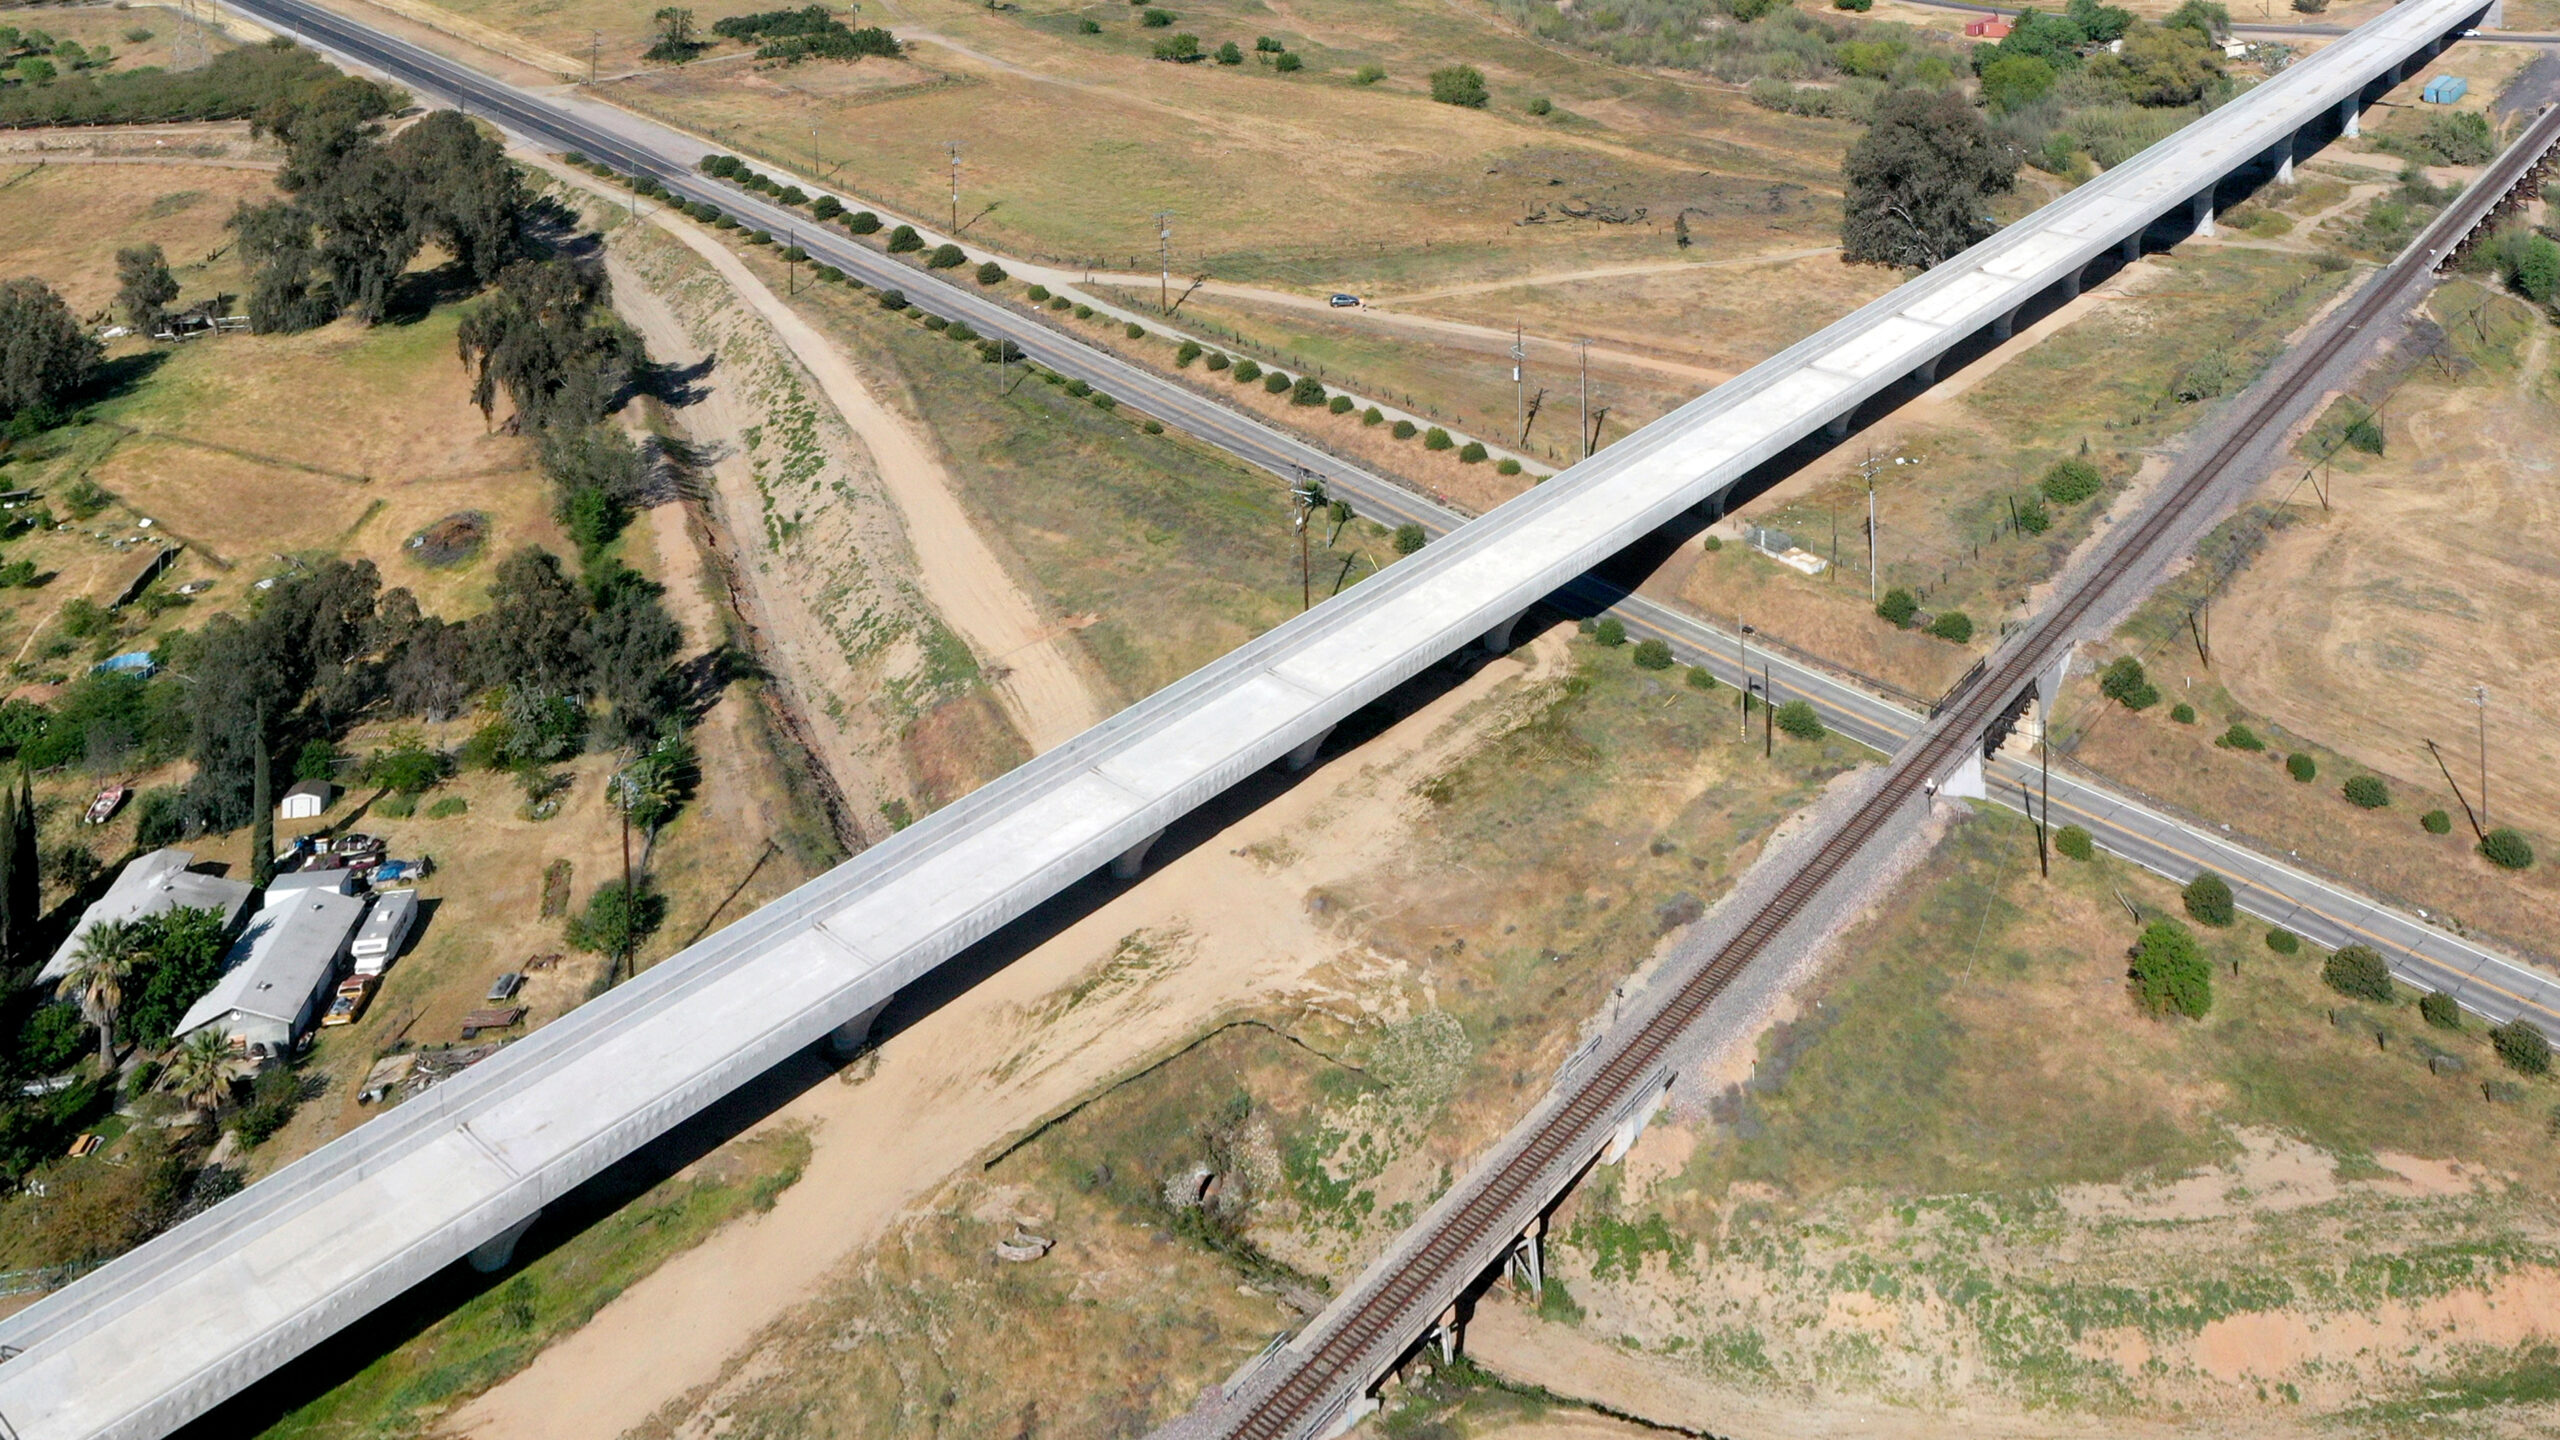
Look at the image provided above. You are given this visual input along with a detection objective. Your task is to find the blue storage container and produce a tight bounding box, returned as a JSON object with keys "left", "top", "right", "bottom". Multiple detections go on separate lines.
{"left": 2422, "top": 75, "right": 2468, "bottom": 104}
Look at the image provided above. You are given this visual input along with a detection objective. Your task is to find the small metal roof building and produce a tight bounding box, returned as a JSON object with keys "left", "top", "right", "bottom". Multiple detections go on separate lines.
{"left": 174, "top": 889, "right": 367, "bottom": 1055}
{"left": 40, "top": 850, "right": 254, "bottom": 986}
{"left": 278, "top": 780, "right": 332, "bottom": 821}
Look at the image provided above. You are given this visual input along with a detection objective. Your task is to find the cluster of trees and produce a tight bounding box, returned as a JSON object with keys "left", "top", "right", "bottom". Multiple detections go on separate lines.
{"left": 2, "top": 22, "right": 115, "bottom": 85}
{"left": 645, "top": 5, "right": 898, "bottom": 64}
{"left": 2485, "top": 226, "right": 2560, "bottom": 306}
{"left": 229, "top": 83, "right": 525, "bottom": 330}
{"left": 0, "top": 36, "right": 350, "bottom": 128}
{"left": 1499, "top": 0, "right": 1959, "bottom": 101}
{"left": 455, "top": 257, "right": 650, "bottom": 558}
{"left": 1841, "top": 88, "right": 2017, "bottom": 268}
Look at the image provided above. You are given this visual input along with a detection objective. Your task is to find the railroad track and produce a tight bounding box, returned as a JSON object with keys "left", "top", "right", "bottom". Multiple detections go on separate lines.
{"left": 1218, "top": 96, "right": 2560, "bottom": 1440}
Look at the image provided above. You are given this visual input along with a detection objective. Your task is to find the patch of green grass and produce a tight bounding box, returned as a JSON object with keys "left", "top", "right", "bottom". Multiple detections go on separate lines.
{"left": 262, "top": 1127, "right": 810, "bottom": 1439}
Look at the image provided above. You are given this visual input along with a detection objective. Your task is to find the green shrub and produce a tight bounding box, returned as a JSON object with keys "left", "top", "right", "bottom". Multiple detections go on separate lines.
{"left": 1263, "top": 371, "right": 1291, "bottom": 394}
{"left": 1232, "top": 359, "right": 1262, "bottom": 383}
{"left": 2342, "top": 775, "right": 2388, "bottom": 809}
{"left": 2040, "top": 457, "right": 2103, "bottom": 505}
{"left": 877, "top": 287, "right": 907, "bottom": 310}
{"left": 2131, "top": 919, "right": 2212, "bottom": 1019}
{"left": 1073, "top": 303, "right": 1095, "bottom": 319}
{"left": 2170, "top": 702, "right": 2195, "bottom": 724}
{"left": 2482, "top": 828, "right": 2535, "bottom": 871}
{"left": 1391, "top": 419, "right": 1418, "bottom": 440}
{"left": 926, "top": 243, "right": 966, "bottom": 269}
{"left": 1049, "top": 295, "right": 1072, "bottom": 311}
{"left": 1091, "top": 393, "right": 1117, "bottom": 411}
{"left": 1080, "top": 16, "right": 1101, "bottom": 31}
{"left": 1362, "top": 406, "right": 1384, "bottom": 425}
{"left": 886, "top": 224, "right": 922, "bottom": 253}
{"left": 1631, "top": 638, "right": 1674, "bottom": 670}
{"left": 1176, "top": 340, "right": 1202, "bottom": 367}
{"left": 1702, "top": 535, "right": 1723, "bottom": 552}
{"left": 1064, "top": 378, "right": 1092, "bottom": 397}
{"left": 1393, "top": 523, "right": 1426, "bottom": 555}
{"left": 2322, "top": 943, "right": 2394, "bottom": 1003}
{"left": 1142, "top": 6, "right": 1174, "bottom": 24}
{"left": 2420, "top": 990, "right": 2461, "bottom": 1030}
{"left": 426, "top": 796, "right": 469, "bottom": 819}
{"left": 1775, "top": 700, "right": 1825, "bottom": 740}
{"left": 1329, "top": 394, "right": 1354, "bottom": 414}
{"left": 2218, "top": 723, "right": 2264, "bottom": 751}
{"left": 1143, "top": 420, "right": 1164, "bottom": 434}
{"left": 746, "top": 229, "right": 773, "bottom": 245}
{"left": 1875, "top": 588, "right": 1917, "bottom": 627}
{"left": 1027, "top": 283, "right": 1051, "bottom": 301}
{"left": 1496, "top": 458, "right": 1522, "bottom": 475}
{"left": 1216, "top": 39, "right": 1242, "bottom": 62}
{"left": 2493, "top": 1020, "right": 2550, "bottom": 1075}
{"left": 2014, "top": 497, "right": 2050, "bottom": 535}
{"left": 2264, "top": 927, "right": 2299, "bottom": 955}
{"left": 2182, "top": 870, "right": 2234, "bottom": 927}
{"left": 1593, "top": 617, "right": 1627, "bottom": 647}
{"left": 845, "top": 210, "right": 882, "bottom": 235}
{"left": 2054, "top": 824, "right": 2093, "bottom": 861}
{"left": 1458, "top": 441, "right": 1488, "bottom": 463}
{"left": 2422, "top": 809, "right": 2453, "bottom": 835}
{"left": 1291, "top": 374, "right": 1326, "bottom": 406}
{"left": 1423, "top": 427, "right": 1454, "bottom": 451}
{"left": 1274, "top": 51, "right": 1302, "bottom": 71}
{"left": 2286, "top": 752, "right": 2317, "bottom": 782}
{"left": 921, "top": 314, "right": 948, "bottom": 331}
{"left": 1126, "top": 321, "right": 1147, "bottom": 339}
{"left": 566, "top": 880, "right": 667, "bottom": 958}
{"left": 1429, "top": 64, "right": 1489, "bottom": 107}
{"left": 1204, "top": 350, "right": 1229, "bottom": 370}
{"left": 2099, "top": 656, "right": 2158, "bottom": 710}
{"left": 944, "top": 320, "right": 977, "bottom": 342}
{"left": 1686, "top": 666, "right": 1718, "bottom": 692}
{"left": 811, "top": 194, "right": 843, "bottom": 220}
{"left": 374, "top": 792, "right": 417, "bottom": 819}
{"left": 975, "top": 260, "right": 1006, "bottom": 285}
{"left": 1926, "top": 610, "right": 1973, "bottom": 643}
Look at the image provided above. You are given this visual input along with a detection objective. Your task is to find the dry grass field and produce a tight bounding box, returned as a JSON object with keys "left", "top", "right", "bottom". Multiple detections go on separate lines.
{"left": 2064, "top": 279, "right": 2560, "bottom": 963}
{"left": 0, "top": 157, "right": 268, "bottom": 319}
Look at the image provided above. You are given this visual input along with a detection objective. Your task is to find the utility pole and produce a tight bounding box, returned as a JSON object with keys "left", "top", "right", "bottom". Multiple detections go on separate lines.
{"left": 1511, "top": 326, "right": 1526, "bottom": 452}
{"left": 1737, "top": 621, "right": 1751, "bottom": 741}
{"left": 1855, "top": 450, "right": 1884, "bottom": 606}
{"left": 2476, "top": 684, "right": 2490, "bottom": 831}
{"left": 1763, "top": 663, "right": 1774, "bottom": 759}
{"left": 810, "top": 124, "right": 821, "bottom": 181}
{"left": 946, "top": 141, "right": 961, "bottom": 233}
{"left": 1156, "top": 212, "right": 1173, "bottom": 313}
{"left": 589, "top": 29, "right": 600, "bottom": 84}
{"left": 1291, "top": 476, "right": 1320, "bottom": 611}
{"left": 1578, "top": 340, "right": 1592, "bottom": 460}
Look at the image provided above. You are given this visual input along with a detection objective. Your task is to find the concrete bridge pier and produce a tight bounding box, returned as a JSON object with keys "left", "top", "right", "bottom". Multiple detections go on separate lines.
{"left": 2191, "top": 193, "right": 2217, "bottom": 240}
{"left": 2274, "top": 134, "right": 2298, "bottom": 186}
{"left": 1824, "top": 411, "right": 1854, "bottom": 441}
{"left": 1912, "top": 352, "right": 1942, "bottom": 387}
{"left": 826, "top": 998, "right": 891, "bottom": 1060}
{"left": 2057, "top": 266, "right": 2084, "bottom": 302}
{"left": 1990, "top": 308, "right": 2018, "bottom": 343}
{"left": 1283, "top": 725, "right": 1335, "bottom": 771}
{"left": 467, "top": 1211, "right": 541, "bottom": 1273}
{"left": 1506, "top": 1217, "right": 1547, "bottom": 1296}
{"left": 2340, "top": 95, "right": 2361, "bottom": 139}
{"left": 2120, "top": 232, "right": 2142, "bottom": 264}
{"left": 1111, "top": 828, "right": 1165, "bottom": 879}
{"left": 1479, "top": 609, "right": 1530, "bottom": 655}
{"left": 1426, "top": 1303, "right": 1465, "bottom": 1364}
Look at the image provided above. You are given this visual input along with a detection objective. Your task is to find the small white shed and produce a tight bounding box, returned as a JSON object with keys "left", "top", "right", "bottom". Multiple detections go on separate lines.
{"left": 279, "top": 780, "right": 332, "bottom": 821}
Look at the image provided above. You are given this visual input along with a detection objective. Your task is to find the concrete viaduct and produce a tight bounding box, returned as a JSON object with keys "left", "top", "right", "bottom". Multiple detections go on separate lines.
{"left": 0, "top": 0, "right": 2498, "bottom": 1432}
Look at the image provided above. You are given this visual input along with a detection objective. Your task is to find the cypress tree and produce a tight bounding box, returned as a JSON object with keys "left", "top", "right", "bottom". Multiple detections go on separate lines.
{"left": 0, "top": 781, "right": 19, "bottom": 973}
{"left": 10, "top": 770, "right": 35, "bottom": 958}
{"left": 250, "top": 705, "right": 275, "bottom": 890}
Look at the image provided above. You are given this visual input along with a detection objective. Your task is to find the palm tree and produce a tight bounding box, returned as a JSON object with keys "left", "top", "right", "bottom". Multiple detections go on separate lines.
{"left": 57, "top": 918, "right": 141, "bottom": 1067}
{"left": 163, "top": 1029, "right": 240, "bottom": 1115}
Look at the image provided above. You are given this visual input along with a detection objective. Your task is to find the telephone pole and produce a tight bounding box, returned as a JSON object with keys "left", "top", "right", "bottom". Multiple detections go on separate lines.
{"left": 1578, "top": 340, "right": 1591, "bottom": 460}
{"left": 2476, "top": 684, "right": 2490, "bottom": 830}
{"left": 588, "top": 29, "right": 600, "bottom": 84}
{"left": 1511, "top": 326, "right": 1526, "bottom": 450}
{"left": 1155, "top": 212, "right": 1173, "bottom": 313}
{"left": 1737, "top": 621, "right": 1751, "bottom": 741}
{"left": 945, "top": 141, "right": 961, "bottom": 233}
{"left": 1856, "top": 450, "right": 1884, "bottom": 606}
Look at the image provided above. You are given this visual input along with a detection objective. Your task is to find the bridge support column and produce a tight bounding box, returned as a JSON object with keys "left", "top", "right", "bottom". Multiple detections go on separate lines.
{"left": 1824, "top": 411, "right": 1853, "bottom": 441}
{"left": 1990, "top": 308, "right": 2018, "bottom": 343}
{"left": 2275, "top": 139, "right": 2297, "bottom": 186}
{"left": 2120, "top": 233, "right": 2141, "bottom": 264}
{"left": 1507, "top": 1217, "right": 1547, "bottom": 1295}
{"left": 1913, "top": 353, "right": 1942, "bottom": 387}
{"left": 2340, "top": 96, "right": 2360, "bottom": 139}
{"left": 1283, "top": 725, "right": 1335, "bottom": 771}
{"left": 1480, "top": 608, "right": 1530, "bottom": 654}
{"left": 2057, "top": 267, "right": 2083, "bottom": 302}
{"left": 1601, "top": 1075, "right": 1673, "bottom": 1165}
{"left": 827, "top": 999, "right": 891, "bottom": 1060}
{"left": 1428, "top": 1303, "right": 1465, "bottom": 1364}
{"left": 468, "top": 1211, "right": 541, "bottom": 1273}
{"left": 2486, "top": 0, "right": 2505, "bottom": 27}
{"left": 1111, "top": 828, "right": 1165, "bottom": 880}
{"left": 2191, "top": 194, "right": 2216, "bottom": 239}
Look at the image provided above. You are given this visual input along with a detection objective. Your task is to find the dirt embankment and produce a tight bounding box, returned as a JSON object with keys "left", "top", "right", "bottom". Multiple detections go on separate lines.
{"left": 452, "top": 636, "right": 1570, "bottom": 1440}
